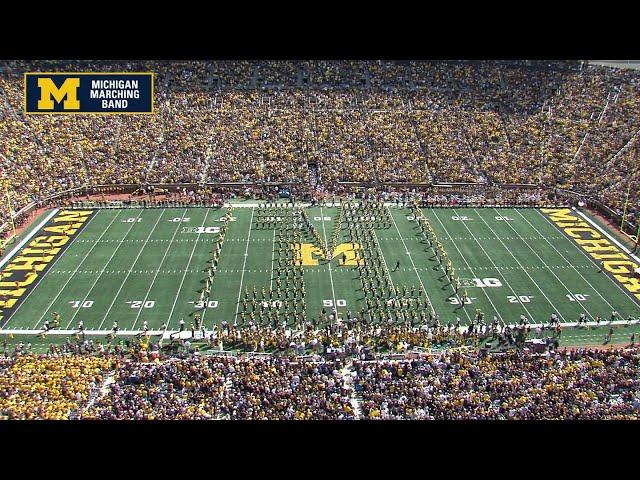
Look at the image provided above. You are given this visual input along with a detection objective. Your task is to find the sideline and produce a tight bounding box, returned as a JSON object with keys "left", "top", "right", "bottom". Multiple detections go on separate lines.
{"left": 576, "top": 209, "right": 640, "bottom": 263}
{"left": 0, "top": 209, "right": 59, "bottom": 270}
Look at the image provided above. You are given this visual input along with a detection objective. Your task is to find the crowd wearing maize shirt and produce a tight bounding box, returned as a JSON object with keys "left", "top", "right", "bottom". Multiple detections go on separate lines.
{"left": 0, "top": 354, "right": 116, "bottom": 420}
{"left": 1, "top": 60, "right": 638, "bottom": 235}
{"left": 1, "top": 346, "right": 639, "bottom": 419}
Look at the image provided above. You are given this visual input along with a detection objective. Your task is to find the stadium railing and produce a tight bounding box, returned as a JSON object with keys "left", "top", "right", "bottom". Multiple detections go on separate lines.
{"left": 1, "top": 186, "right": 87, "bottom": 239}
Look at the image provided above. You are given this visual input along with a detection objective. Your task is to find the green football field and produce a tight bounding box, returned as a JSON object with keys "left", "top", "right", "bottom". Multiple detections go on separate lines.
{"left": 2, "top": 203, "right": 640, "bottom": 347}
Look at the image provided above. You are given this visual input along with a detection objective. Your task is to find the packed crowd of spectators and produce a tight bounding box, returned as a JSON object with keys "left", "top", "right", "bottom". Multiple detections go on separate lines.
{"left": 1, "top": 60, "right": 638, "bottom": 420}
{"left": 2, "top": 345, "right": 638, "bottom": 419}
{"left": 354, "top": 348, "right": 640, "bottom": 419}
{"left": 0, "top": 353, "right": 116, "bottom": 419}
{"left": 83, "top": 356, "right": 355, "bottom": 419}
{"left": 1, "top": 60, "right": 638, "bottom": 235}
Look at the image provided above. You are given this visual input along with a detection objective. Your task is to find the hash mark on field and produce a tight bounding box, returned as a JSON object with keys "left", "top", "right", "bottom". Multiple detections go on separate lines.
{"left": 97, "top": 209, "right": 167, "bottom": 329}
{"left": 132, "top": 209, "right": 189, "bottom": 330}
{"left": 63, "top": 209, "right": 149, "bottom": 329}
{"left": 480, "top": 208, "right": 571, "bottom": 321}
{"left": 431, "top": 208, "right": 504, "bottom": 322}
{"left": 521, "top": 209, "right": 622, "bottom": 314}
{"left": 15, "top": 210, "right": 116, "bottom": 330}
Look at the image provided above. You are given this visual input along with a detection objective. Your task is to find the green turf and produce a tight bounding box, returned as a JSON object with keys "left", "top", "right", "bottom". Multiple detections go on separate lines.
{"left": 2, "top": 206, "right": 640, "bottom": 348}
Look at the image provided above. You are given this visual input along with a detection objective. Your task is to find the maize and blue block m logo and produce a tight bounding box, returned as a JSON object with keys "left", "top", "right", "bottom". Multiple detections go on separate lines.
{"left": 25, "top": 73, "right": 154, "bottom": 114}
{"left": 36, "top": 77, "right": 80, "bottom": 110}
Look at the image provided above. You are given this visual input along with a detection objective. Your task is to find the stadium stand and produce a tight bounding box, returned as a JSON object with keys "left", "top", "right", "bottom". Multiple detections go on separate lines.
{"left": 0, "top": 60, "right": 639, "bottom": 420}
{"left": 1, "top": 60, "right": 638, "bottom": 238}
{"left": 1, "top": 346, "right": 638, "bottom": 420}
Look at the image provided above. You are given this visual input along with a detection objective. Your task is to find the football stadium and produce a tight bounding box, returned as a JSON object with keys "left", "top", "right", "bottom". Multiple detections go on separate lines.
{"left": 0, "top": 60, "right": 639, "bottom": 419}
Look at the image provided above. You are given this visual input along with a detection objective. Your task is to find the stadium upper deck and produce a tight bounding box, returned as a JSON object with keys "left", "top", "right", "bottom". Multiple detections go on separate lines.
{"left": 0, "top": 60, "right": 638, "bottom": 241}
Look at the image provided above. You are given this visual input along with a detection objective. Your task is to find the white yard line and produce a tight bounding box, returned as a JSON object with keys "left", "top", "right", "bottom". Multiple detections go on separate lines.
{"left": 536, "top": 209, "right": 640, "bottom": 309}
{"left": 453, "top": 208, "right": 544, "bottom": 321}
{"left": 430, "top": 208, "right": 504, "bottom": 323}
{"left": 516, "top": 209, "right": 618, "bottom": 313}
{"left": 131, "top": 209, "right": 189, "bottom": 330}
{"left": 166, "top": 209, "right": 211, "bottom": 330}
{"left": 475, "top": 208, "right": 572, "bottom": 321}
{"left": 270, "top": 228, "right": 276, "bottom": 291}
{"left": 234, "top": 207, "right": 255, "bottom": 321}
{"left": 3, "top": 210, "right": 101, "bottom": 329}
{"left": 415, "top": 207, "right": 471, "bottom": 322}
{"left": 0, "top": 209, "right": 59, "bottom": 269}
{"left": 5, "top": 317, "right": 638, "bottom": 338}
{"left": 63, "top": 210, "right": 146, "bottom": 329}
{"left": 370, "top": 228, "right": 397, "bottom": 295}
{"left": 19, "top": 212, "right": 107, "bottom": 328}
{"left": 387, "top": 207, "right": 434, "bottom": 315}
{"left": 206, "top": 206, "right": 241, "bottom": 325}
{"left": 223, "top": 201, "right": 419, "bottom": 209}
{"left": 97, "top": 209, "right": 166, "bottom": 329}
{"left": 320, "top": 207, "right": 337, "bottom": 309}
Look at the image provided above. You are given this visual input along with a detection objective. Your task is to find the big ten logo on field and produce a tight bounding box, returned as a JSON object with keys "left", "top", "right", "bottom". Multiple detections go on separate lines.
{"left": 293, "top": 243, "right": 365, "bottom": 266}
{"left": 459, "top": 278, "right": 503, "bottom": 288}
{"left": 182, "top": 226, "right": 220, "bottom": 234}
{"left": 24, "top": 73, "right": 154, "bottom": 114}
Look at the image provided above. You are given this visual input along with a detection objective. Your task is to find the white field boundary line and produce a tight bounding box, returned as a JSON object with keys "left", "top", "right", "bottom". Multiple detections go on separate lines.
{"left": 88, "top": 202, "right": 566, "bottom": 211}
{"left": 131, "top": 209, "right": 189, "bottom": 330}
{"left": 355, "top": 235, "right": 566, "bottom": 242}
{"left": 97, "top": 209, "right": 166, "bottom": 329}
{"left": 453, "top": 208, "right": 540, "bottom": 322}
{"left": 538, "top": 209, "right": 640, "bottom": 309}
{"left": 63, "top": 210, "right": 146, "bottom": 329}
{"left": 515, "top": 209, "right": 618, "bottom": 313}
{"left": 478, "top": 208, "right": 578, "bottom": 321}
{"left": 320, "top": 207, "right": 337, "bottom": 310}
{"left": 487, "top": 207, "right": 593, "bottom": 320}
{"left": 166, "top": 208, "right": 211, "bottom": 330}
{"left": 224, "top": 203, "right": 311, "bottom": 208}
{"left": 224, "top": 203, "right": 562, "bottom": 209}
{"left": 233, "top": 207, "right": 255, "bottom": 321}
{"left": 33, "top": 211, "right": 121, "bottom": 328}
{"left": 387, "top": 207, "right": 434, "bottom": 315}
{"left": 0, "top": 209, "right": 59, "bottom": 269}
{"left": 5, "top": 319, "right": 637, "bottom": 338}
{"left": 4, "top": 210, "right": 105, "bottom": 330}
{"left": 414, "top": 207, "right": 471, "bottom": 322}
{"left": 47, "top": 267, "right": 307, "bottom": 275}
{"left": 575, "top": 209, "right": 640, "bottom": 264}
{"left": 430, "top": 208, "right": 504, "bottom": 323}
